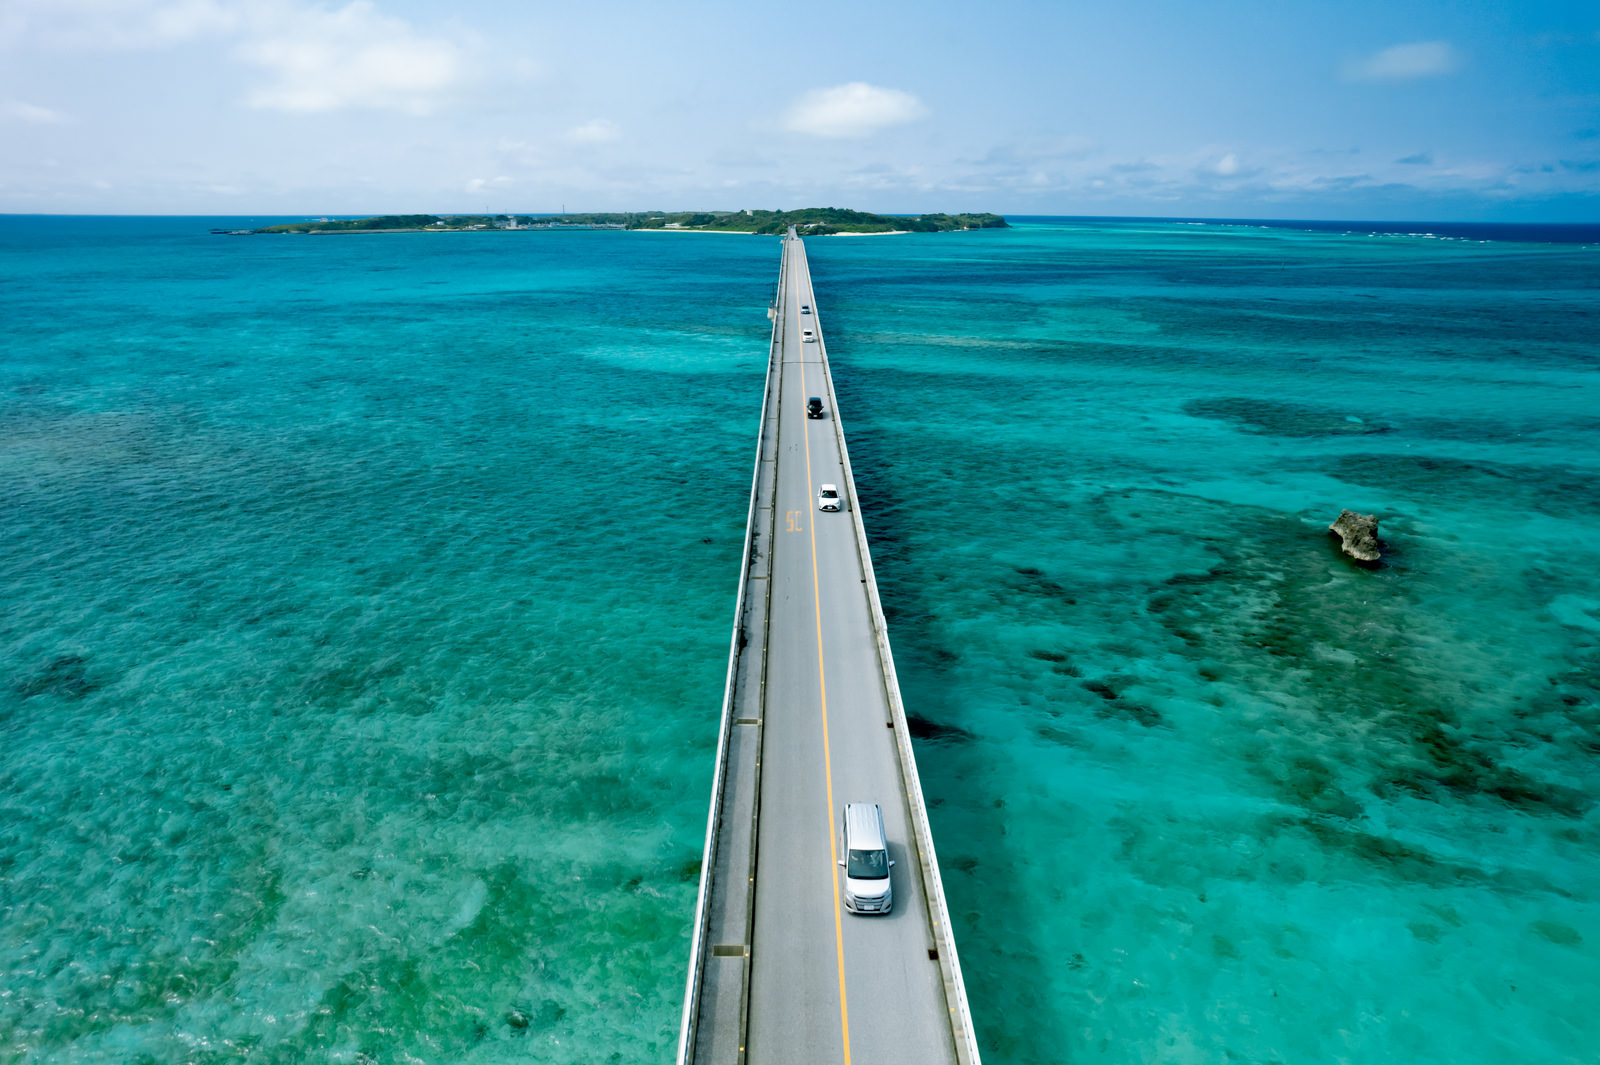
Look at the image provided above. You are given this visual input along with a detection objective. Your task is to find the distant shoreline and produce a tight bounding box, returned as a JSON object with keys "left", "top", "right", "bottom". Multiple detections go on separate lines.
{"left": 249, "top": 226, "right": 938, "bottom": 238}
{"left": 239, "top": 209, "right": 1009, "bottom": 237}
{"left": 250, "top": 227, "right": 765, "bottom": 236}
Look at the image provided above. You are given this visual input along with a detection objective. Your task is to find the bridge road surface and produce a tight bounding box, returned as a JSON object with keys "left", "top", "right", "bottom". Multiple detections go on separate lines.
{"left": 742, "top": 233, "right": 961, "bottom": 1065}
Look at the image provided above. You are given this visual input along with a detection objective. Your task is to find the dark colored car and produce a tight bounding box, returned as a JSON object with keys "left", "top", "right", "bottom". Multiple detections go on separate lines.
{"left": 806, "top": 396, "right": 824, "bottom": 419}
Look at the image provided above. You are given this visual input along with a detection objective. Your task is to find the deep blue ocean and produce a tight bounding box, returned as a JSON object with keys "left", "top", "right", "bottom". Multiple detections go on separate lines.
{"left": 2, "top": 215, "right": 1597, "bottom": 1064}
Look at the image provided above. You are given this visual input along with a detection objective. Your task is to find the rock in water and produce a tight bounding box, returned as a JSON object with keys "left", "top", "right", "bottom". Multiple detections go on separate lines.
{"left": 1329, "top": 509, "right": 1381, "bottom": 562}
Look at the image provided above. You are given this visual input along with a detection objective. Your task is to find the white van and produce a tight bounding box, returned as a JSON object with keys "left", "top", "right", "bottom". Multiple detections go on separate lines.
{"left": 838, "top": 802, "right": 894, "bottom": 915}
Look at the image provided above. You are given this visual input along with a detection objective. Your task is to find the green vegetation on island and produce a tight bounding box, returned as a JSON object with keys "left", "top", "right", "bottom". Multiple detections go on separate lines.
{"left": 632, "top": 208, "right": 1007, "bottom": 234}
{"left": 246, "top": 208, "right": 1007, "bottom": 236}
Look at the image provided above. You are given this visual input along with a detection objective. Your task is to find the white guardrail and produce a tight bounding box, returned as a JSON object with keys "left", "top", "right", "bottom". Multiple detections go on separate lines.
{"left": 674, "top": 237, "right": 788, "bottom": 1065}
{"left": 807, "top": 248, "right": 984, "bottom": 1065}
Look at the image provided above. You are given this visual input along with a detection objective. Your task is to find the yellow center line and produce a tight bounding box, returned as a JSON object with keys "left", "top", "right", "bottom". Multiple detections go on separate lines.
{"left": 794, "top": 248, "right": 853, "bottom": 1065}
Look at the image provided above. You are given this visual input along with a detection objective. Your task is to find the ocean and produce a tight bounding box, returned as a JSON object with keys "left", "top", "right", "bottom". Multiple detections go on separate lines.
{"left": 2, "top": 215, "right": 1597, "bottom": 1064}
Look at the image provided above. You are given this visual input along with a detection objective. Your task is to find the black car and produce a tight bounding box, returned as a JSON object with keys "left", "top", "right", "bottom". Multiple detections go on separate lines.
{"left": 806, "top": 396, "right": 824, "bottom": 419}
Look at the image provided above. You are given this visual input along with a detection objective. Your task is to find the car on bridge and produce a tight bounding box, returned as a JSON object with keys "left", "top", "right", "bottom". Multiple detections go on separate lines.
{"left": 800, "top": 304, "right": 811, "bottom": 314}
{"left": 806, "top": 396, "right": 824, "bottom": 418}
{"left": 802, "top": 328, "right": 817, "bottom": 343}
{"left": 816, "top": 484, "right": 841, "bottom": 512}
{"left": 838, "top": 802, "right": 894, "bottom": 915}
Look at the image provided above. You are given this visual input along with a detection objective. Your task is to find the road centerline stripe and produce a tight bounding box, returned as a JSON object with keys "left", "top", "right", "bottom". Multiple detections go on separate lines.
{"left": 795, "top": 254, "right": 853, "bottom": 1065}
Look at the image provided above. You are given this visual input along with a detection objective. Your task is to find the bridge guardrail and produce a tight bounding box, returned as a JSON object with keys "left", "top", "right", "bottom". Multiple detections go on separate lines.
{"left": 804, "top": 244, "right": 984, "bottom": 1065}
{"left": 674, "top": 236, "right": 788, "bottom": 1065}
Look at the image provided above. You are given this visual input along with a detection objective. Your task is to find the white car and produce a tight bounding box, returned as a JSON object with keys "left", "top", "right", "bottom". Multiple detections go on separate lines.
{"left": 838, "top": 802, "right": 893, "bottom": 915}
{"left": 802, "top": 328, "right": 817, "bottom": 343}
{"left": 800, "top": 304, "right": 812, "bottom": 314}
{"left": 816, "top": 484, "right": 841, "bottom": 512}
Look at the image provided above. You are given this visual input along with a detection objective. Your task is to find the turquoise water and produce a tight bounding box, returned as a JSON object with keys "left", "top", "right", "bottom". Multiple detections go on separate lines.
{"left": 805, "top": 221, "right": 1600, "bottom": 1064}
{"left": 2, "top": 217, "right": 1598, "bottom": 1064}
{"left": 1, "top": 220, "right": 770, "bottom": 1063}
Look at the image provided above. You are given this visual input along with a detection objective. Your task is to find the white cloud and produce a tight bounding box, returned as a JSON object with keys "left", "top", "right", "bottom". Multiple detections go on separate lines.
{"left": 238, "top": 2, "right": 462, "bottom": 114}
{"left": 1214, "top": 152, "right": 1240, "bottom": 175}
{"left": 1343, "top": 41, "right": 1460, "bottom": 82}
{"left": 0, "top": 0, "right": 241, "bottom": 50}
{"left": 567, "top": 119, "right": 620, "bottom": 144}
{"left": 783, "top": 82, "right": 926, "bottom": 139}
{"left": 2, "top": 99, "right": 69, "bottom": 123}
{"left": 143, "top": 0, "right": 241, "bottom": 43}
{"left": 2, "top": 0, "right": 465, "bottom": 115}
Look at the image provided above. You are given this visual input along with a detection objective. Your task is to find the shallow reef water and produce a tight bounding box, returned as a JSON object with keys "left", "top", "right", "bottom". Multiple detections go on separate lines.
{"left": 0, "top": 219, "right": 769, "bottom": 1064}
{"left": 2, "top": 215, "right": 1598, "bottom": 1064}
{"left": 806, "top": 219, "right": 1600, "bottom": 1065}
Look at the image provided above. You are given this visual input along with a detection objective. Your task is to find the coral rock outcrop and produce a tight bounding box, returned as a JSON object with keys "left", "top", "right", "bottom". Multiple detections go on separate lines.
{"left": 1329, "top": 509, "right": 1381, "bottom": 562}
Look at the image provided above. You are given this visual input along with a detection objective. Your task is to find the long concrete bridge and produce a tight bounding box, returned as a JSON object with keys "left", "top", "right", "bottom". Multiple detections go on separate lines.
{"left": 677, "top": 230, "right": 982, "bottom": 1065}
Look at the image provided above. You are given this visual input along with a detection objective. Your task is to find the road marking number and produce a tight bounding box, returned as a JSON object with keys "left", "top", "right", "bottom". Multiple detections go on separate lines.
{"left": 787, "top": 510, "right": 802, "bottom": 532}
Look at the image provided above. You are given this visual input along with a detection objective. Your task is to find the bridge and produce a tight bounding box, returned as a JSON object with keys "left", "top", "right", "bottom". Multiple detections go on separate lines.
{"left": 677, "top": 230, "right": 982, "bottom": 1065}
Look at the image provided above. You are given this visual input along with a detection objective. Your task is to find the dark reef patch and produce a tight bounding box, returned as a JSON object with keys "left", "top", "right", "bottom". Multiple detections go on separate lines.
{"left": 1268, "top": 756, "right": 1363, "bottom": 819}
{"left": 1081, "top": 679, "right": 1121, "bottom": 701}
{"left": 1013, "top": 565, "right": 1074, "bottom": 600}
{"left": 1116, "top": 485, "right": 1596, "bottom": 829}
{"left": 1030, "top": 648, "right": 1083, "bottom": 675}
{"left": 1186, "top": 397, "right": 1391, "bottom": 438}
{"left": 1331, "top": 453, "right": 1600, "bottom": 519}
{"left": 1531, "top": 919, "right": 1582, "bottom": 947}
{"left": 15, "top": 655, "right": 100, "bottom": 700}
{"left": 906, "top": 713, "right": 973, "bottom": 744}
{"left": 1404, "top": 412, "right": 1600, "bottom": 447}
{"left": 1079, "top": 676, "right": 1164, "bottom": 727}
{"left": 1033, "top": 722, "right": 1089, "bottom": 747}
{"left": 1093, "top": 701, "right": 1165, "bottom": 728}
{"left": 1256, "top": 813, "right": 1564, "bottom": 894}
{"left": 1374, "top": 706, "right": 1591, "bottom": 817}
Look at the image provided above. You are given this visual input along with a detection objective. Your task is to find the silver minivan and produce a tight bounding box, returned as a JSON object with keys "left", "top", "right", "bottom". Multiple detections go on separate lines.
{"left": 838, "top": 802, "right": 894, "bottom": 915}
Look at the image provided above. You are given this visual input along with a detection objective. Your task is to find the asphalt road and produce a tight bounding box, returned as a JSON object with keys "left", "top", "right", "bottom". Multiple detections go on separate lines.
{"left": 743, "top": 235, "right": 959, "bottom": 1065}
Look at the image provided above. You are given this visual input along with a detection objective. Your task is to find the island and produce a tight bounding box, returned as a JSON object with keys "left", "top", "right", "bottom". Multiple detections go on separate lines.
{"left": 240, "top": 208, "right": 1007, "bottom": 236}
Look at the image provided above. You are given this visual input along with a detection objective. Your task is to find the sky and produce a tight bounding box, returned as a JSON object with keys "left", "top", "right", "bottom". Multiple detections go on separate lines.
{"left": 2, "top": 0, "right": 1597, "bottom": 219}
